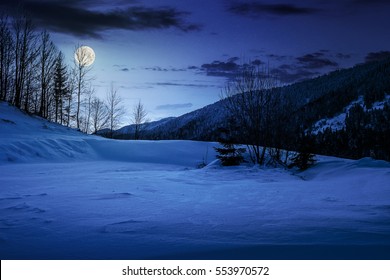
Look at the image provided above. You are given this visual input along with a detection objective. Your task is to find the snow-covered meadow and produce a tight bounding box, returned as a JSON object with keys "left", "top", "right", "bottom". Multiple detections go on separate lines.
{"left": 1, "top": 101, "right": 390, "bottom": 259}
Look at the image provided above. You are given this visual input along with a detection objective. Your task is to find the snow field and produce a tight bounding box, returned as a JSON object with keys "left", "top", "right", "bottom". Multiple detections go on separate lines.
{"left": 1, "top": 101, "right": 390, "bottom": 259}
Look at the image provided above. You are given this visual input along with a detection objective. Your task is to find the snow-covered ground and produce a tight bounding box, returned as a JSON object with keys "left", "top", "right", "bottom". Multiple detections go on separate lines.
{"left": 1, "top": 101, "right": 390, "bottom": 259}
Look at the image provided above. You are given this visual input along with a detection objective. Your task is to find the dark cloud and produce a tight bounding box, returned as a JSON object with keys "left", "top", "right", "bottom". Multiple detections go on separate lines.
{"left": 171, "top": 68, "right": 187, "bottom": 72}
{"left": 346, "top": 0, "right": 390, "bottom": 13}
{"left": 155, "top": 103, "right": 193, "bottom": 110}
{"left": 251, "top": 59, "right": 264, "bottom": 66}
{"left": 296, "top": 52, "right": 339, "bottom": 69}
{"left": 200, "top": 59, "right": 241, "bottom": 78}
{"left": 199, "top": 57, "right": 285, "bottom": 80}
{"left": 268, "top": 51, "right": 338, "bottom": 83}
{"left": 151, "top": 82, "right": 216, "bottom": 88}
{"left": 0, "top": 0, "right": 200, "bottom": 38}
{"left": 352, "top": 0, "right": 390, "bottom": 5}
{"left": 228, "top": 1, "right": 319, "bottom": 17}
{"left": 364, "top": 51, "right": 390, "bottom": 62}
{"left": 145, "top": 67, "right": 169, "bottom": 72}
{"left": 227, "top": 56, "right": 240, "bottom": 62}
{"left": 144, "top": 66, "right": 186, "bottom": 72}
{"left": 336, "top": 52, "right": 352, "bottom": 59}
{"left": 113, "top": 64, "right": 130, "bottom": 71}
{"left": 271, "top": 67, "right": 319, "bottom": 84}
{"left": 198, "top": 50, "right": 344, "bottom": 84}
{"left": 199, "top": 57, "right": 266, "bottom": 79}
{"left": 267, "top": 53, "right": 290, "bottom": 61}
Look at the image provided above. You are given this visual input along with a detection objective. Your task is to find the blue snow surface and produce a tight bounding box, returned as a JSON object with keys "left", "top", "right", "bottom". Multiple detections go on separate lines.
{"left": 1, "top": 101, "right": 390, "bottom": 260}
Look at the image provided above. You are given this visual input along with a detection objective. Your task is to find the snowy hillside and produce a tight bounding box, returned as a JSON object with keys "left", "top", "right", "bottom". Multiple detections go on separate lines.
{"left": 312, "top": 96, "right": 365, "bottom": 134}
{"left": 0, "top": 101, "right": 216, "bottom": 166}
{"left": 1, "top": 101, "right": 390, "bottom": 260}
{"left": 312, "top": 94, "right": 390, "bottom": 134}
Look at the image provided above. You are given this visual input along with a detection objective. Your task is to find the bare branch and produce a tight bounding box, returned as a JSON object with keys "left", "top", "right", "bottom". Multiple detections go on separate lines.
{"left": 106, "top": 83, "right": 125, "bottom": 137}
{"left": 132, "top": 100, "right": 148, "bottom": 140}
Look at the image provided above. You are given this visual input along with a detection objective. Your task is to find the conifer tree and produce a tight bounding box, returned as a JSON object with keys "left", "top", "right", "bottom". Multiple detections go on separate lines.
{"left": 214, "top": 128, "right": 245, "bottom": 166}
{"left": 289, "top": 133, "right": 316, "bottom": 170}
{"left": 53, "top": 52, "right": 68, "bottom": 124}
{"left": 290, "top": 152, "right": 316, "bottom": 170}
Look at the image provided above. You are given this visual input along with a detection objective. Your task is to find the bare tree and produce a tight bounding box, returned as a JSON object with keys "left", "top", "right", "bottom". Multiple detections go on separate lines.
{"left": 38, "top": 30, "right": 57, "bottom": 118}
{"left": 12, "top": 12, "right": 38, "bottom": 109}
{"left": 221, "top": 65, "right": 282, "bottom": 165}
{"left": 23, "top": 54, "right": 38, "bottom": 113}
{"left": 73, "top": 44, "right": 92, "bottom": 129}
{"left": 64, "top": 69, "right": 77, "bottom": 127}
{"left": 81, "top": 85, "right": 94, "bottom": 133}
{"left": 91, "top": 97, "right": 108, "bottom": 134}
{"left": 106, "top": 83, "right": 125, "bottom": 137}
{"left": 132, "top": 100, "right": 148, "bottom": 140}
{"left": 0, "top": 13, "right": 14, "bottom": 102}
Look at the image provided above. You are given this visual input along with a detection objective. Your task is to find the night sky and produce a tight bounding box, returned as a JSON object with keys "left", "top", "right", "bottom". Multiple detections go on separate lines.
{"left": 2, "top": 0, "right": 390, "bottom": 121}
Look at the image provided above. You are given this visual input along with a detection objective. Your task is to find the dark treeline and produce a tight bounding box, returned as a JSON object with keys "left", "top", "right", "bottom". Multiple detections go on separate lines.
{"left": 228, "top": 59, "right": 390, "bottom": 162}
{"left": 288, "top": 59, "right": 390, "bottom": 161}
{"left": 313, "top": 103, "right": 390, "bottom": 160}
{"left": 0, "top": 12, "right": 70, "bottom": 122}
{"left": 0, "top": 10, "right": 120, "bottom": 134}
{"left": 234, "top": 59, "right": 390, "bottom": 162}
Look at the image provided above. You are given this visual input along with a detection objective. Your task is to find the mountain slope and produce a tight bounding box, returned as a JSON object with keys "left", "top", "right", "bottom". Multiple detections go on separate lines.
{"left": 108, "top": 58, "right": 390, "bottom": 143}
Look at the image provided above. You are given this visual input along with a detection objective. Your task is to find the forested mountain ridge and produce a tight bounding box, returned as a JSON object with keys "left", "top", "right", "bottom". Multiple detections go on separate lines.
{"left": 102, "top": 99, "right": 230, "bottom": 140}
{"left": 102, "top": 58, "right": 390, "bottom": 161}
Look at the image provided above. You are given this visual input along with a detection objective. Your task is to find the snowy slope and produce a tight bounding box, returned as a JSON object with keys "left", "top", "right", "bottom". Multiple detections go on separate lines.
{"left": 312, "top": 94, "right": 390, "bottom": 134}
{"left": 1, "top": 101, "right": 390, "bottom": 260}
{"left": 0, "top": 102, "right": 99, "bottom": 163}
{"left": 311, "top": 96, "right": 365, "bottom": 134}
{"left": 0, "top": 101, "right": 216, "bottom": 166}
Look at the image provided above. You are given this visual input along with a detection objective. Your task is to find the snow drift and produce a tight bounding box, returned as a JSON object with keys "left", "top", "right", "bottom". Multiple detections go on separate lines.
{"left": 1, "top": 101, "right": 390, "bottom": 260}
{"left": 0, "top": 101, "right": 215, "bottom": 166}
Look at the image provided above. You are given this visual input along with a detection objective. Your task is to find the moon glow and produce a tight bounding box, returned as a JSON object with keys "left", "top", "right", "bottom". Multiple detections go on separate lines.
{"left": 74, "top": 46, "right": 95, "bottom": 67}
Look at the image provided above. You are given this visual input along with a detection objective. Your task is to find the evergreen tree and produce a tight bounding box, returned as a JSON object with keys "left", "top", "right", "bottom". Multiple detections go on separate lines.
{"left": 289, "top": 152, "right": 316, "bottom": 171}
{"left": 289, "top": 133, "right": 316, "bottom": 170}
{"left": 214, "top": 128, "right": 245, "bottom": 166}
{"left": 53, "top": 52, "right": 68, "bottom": 124}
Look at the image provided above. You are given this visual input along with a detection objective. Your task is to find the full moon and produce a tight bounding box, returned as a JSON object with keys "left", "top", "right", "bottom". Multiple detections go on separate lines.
{"left": 74, "top": 46, "right": 95, "bottom": 67}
